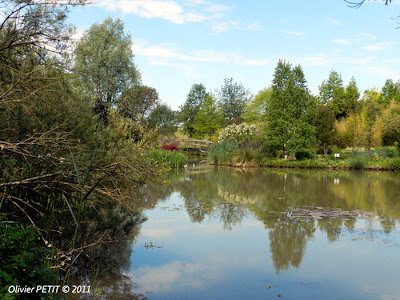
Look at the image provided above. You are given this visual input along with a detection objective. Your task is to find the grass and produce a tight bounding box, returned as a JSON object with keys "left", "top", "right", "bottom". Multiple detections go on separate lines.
{"left": 207, "top": 141, "right": 238, "bottom": 164}
{"left": 148, "top": 149, "right": 187, "bottom": 168}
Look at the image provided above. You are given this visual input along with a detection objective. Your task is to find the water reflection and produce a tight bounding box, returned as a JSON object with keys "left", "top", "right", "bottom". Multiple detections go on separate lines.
{"left": 128, "top": 167, "right": 400, "bottom": 299}
{"left": 152, "top": 167, "right": 400, "bottom": 274}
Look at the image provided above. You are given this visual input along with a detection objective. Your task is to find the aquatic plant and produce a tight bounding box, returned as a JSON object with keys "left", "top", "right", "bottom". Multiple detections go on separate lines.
{"left": 207, "top": 141, "right": 238, "bottom": 164}
{"left": 148, "top": 150, "right": 186, "bottom": 168}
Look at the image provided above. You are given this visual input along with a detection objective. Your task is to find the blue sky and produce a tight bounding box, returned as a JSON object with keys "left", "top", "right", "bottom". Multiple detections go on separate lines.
{"left": 68, "top": 0, "right": 400, "bottom": 110}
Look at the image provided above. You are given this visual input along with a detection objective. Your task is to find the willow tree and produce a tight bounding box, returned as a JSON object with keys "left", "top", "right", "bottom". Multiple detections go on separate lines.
{"left": 74, "top": 17, "right": 140, "bottom": 122}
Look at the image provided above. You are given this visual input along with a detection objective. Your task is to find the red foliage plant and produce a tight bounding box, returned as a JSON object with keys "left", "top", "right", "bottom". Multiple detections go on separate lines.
{"left": 162, "top": 144, "right": 178, "bottom": 151}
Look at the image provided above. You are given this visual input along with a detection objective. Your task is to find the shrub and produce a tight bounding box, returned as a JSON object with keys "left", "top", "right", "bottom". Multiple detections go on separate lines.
{"left": 295, "top": 149, "right": 316, "bottom": 160}
{"left": 207, "top": 141, "right": 238, "bottom": 164}
{"left": 0, "top": 219, "right": 56, "bottom": 298}
{"left": 162, "top": 144, "right": 178, "bottom": 151}
{"left": 218, "top": 123, "right": 258, "bottom": 142}
{"left": 390, "top": 158, "right": 400, "bottom": 171}
{"left": 348, "top": 155, "right": 368, "bottom": 169}
{"left": 374, "top": 147, "right": 398, "bottom": 158}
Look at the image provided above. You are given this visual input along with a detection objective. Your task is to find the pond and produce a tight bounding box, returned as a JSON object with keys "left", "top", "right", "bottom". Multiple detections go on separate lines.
{"left": 126, "top": 167, "right": 400, "bottom": 299}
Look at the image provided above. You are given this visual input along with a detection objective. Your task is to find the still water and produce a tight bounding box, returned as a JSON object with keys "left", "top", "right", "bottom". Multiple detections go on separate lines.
{"left": 128, "top": 167, "right": 400, "bottom": 299}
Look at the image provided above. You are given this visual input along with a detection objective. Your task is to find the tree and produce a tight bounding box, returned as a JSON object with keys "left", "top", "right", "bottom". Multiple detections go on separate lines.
{"left": 381, "top": 101, "right": 400, "bottom": 146}
{"left": 345, "top": 0, "right": 392, "bottom": 8}
{"left": 361, "top": 100, "right": 380, "bottom": 150}
{"left": 118, "top": 85, "right": 159, "bottom": 124}
{"left": 381, "top": 79, "right": 400, "bottom": 106}
{"left": 179, "top": 83, "right": 208, "bottom": 137}
{"left": 192, "top": 94, "right": 223, "bottom": 139}
{"left": 218, "top": 78, "right": 251, "bottom": 122}
{"left": 148, "top": 102, "right": 177, "bottom": 135}
{"left": 344, "top": 77, "right": 360, "bottom": 114}
{"left": 74, "top": 17, "right": 140, "bottom": 121}
{"left": 319, "top": 70, "right": 346, "bottom": 119}
{"left": 266, "top": 60, "right": 316, "bottom": 156}
{"left": 241, "top": 87, "right": 272, "bottom": 123}
{"left": 314, "top": 106, "right": 336, "bottom": 155}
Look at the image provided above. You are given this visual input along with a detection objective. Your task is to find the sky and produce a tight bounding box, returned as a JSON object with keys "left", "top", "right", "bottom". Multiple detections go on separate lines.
{"left": 68, "top": 0, "right": 400, "bottom": 110}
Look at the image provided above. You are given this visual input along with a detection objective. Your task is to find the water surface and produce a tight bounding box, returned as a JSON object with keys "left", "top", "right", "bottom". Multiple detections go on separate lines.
{"left": 128, "top": 167, "right": 400, "bottom": 299}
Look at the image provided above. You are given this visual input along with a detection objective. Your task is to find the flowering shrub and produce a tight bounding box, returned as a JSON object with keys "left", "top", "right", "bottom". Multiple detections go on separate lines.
{"left": 162, "top": 144, "right": 178, "bottom": 151}
{"left": 218, "top": 123, "right": 257, "bottom": 142}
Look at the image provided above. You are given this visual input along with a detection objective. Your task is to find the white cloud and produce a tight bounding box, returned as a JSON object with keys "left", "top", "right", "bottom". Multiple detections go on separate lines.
{"left": 132, "top": 40, "right": 271, "bottom": 67}
{"left": 95, "top": 0, "right": 228, "bottom": 24}
{"left": 361, "top": 42, "right": 396, "bottom": 51}
{"left": 355, "top": 32, "right": 377, "bottom": 41}
{"left": 345, "top": 56, "right": 376, "bottom": 65}
{"left": 211, "top": 21, "right": 239, "bottom": 33}
{"left": 204, "top": 4, "right": 231, "bottom": 13}
{"left": 327, "top": 17, "right": 341, "bottom": 25}
{"left": 332, "top": 38, "right": 350, "bottom": 45}
{"left": 211, "top": 20, "right": 262, "bottom": 34}
{"left": 282, "top": 53, "right": 331, "bottom": 67}
{"left": 129, "top": 261, "right": 218, "bottom": 292}
{"left": 365, "top": 66, "right": 400, "bottom": 79}
{"left": 281, "top": 30, "right": 305, "bottom": 38}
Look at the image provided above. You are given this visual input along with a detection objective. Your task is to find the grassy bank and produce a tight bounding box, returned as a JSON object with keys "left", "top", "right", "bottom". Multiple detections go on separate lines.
{"left": 207, "top": 144, "right": 400, "bottom": 171}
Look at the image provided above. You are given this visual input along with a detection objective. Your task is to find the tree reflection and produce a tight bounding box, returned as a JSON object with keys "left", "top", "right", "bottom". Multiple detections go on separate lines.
{"left": 267, "top": 217, "right": 315, "bottom": 273}
{"left": 43, "top": 198, "right": 148, "bottom": 299}
{"left": 155, "top": 167, "right": 400, "bottom": 274}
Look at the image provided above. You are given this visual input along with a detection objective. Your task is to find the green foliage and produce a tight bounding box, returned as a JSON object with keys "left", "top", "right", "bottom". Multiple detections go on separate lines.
{"left": 390, "top": 158, "right": 400, "bottom": 171}
{"left": 361, "top": 96, "right": 380, "bottom": 150}
{"left": 381, "top": 101, "right": 400, "bottom": 146}
{"left": 207, "top": 141, "right": 238, "bottom": 164}
{"left": 381, "top": 79, "right": 400, "bottom": 106}
{"left": 117, "top": 85, "right": 159, "bottom": 124}
{"left": 241, "top": 87, "right": 272, "bottom": 123}
{"left": 319, "top": 70, "right": 346, "bottom": 119}
{"left": 180, "top": 83, "right": 208, "bottom": 137}
{"left": 192, "top": 94, "right": 223, "bottom": 139}
{"left": 375, "top": 147, "right": 399, "bottom": 158}
{"left": 231, "top": 148, "right": 261, "bottom": 164}
{"left": 295, "top": 149, "right": 316, "bottom": 160}
{"left": 147, "top": 150, "right": 186, "bottom": 168}
{"left": 0, "top": 219, "right": 56, "bottom": 298}
{"left": 314, "top": 106, "right": 335, "bottom": 155}
{"left": 344, "top": 77, "right": 360, "bottom": 114}
{"left": 265, "top": 60, "right": 316, "bottom": 155}
{"left": 348, "top": 154, "right": 368, "bottom": 169}
{"left": 74, "top": 17, "right": 140, "bottom": 122}
{"left": 218, "top": 77, "right": 251, "bottom": 122}
{"left": 148, "top": 102, "right": 178, "bottom": 135}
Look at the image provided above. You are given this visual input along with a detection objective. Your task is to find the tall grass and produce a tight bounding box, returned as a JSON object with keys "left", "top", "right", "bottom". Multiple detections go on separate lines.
{"left": 148, "top": 150, "right": 187, "bottom": 168}
{"left": 207, "top": 141, "right": 238, "bottom": 164}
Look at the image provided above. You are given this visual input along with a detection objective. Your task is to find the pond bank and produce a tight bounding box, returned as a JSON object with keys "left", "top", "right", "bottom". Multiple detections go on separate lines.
{"left": 208, "top": 158, "right": 399, "bottom": 171}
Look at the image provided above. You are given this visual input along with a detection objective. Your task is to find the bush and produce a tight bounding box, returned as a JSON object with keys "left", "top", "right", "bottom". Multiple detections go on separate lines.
{"left": 148, "top": 150, "right": 186, "bottom": 168}
{"left": 218, "top": 123, "right": 258, "bottom": 142}
{"left": 374, "top": 147, "right": 398, "bottom": 158}
{"left": 231, "top": 149, "right": 261, "bottom": 164}
{"left": 162, "top": 144, "right": 178, "bottom": 151}
{"left": 207, "top": 141, "right": 238, "bottom": 164}
{"left": 390, "top": 158, "right": 400, "bottom": 171}
{"left": 0, "top": 219, "right": 56, "bottom": 299}
{"left": 295, "top": 149, "right": 316, "bottom": 160}
{"left": 348, "top": 155, "right": 368, "bottom": 169}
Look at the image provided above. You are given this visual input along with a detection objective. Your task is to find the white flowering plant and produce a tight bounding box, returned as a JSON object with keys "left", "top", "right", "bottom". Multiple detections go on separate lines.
{"left": 218, "top": 123, "right": 258, "bottom": 143}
